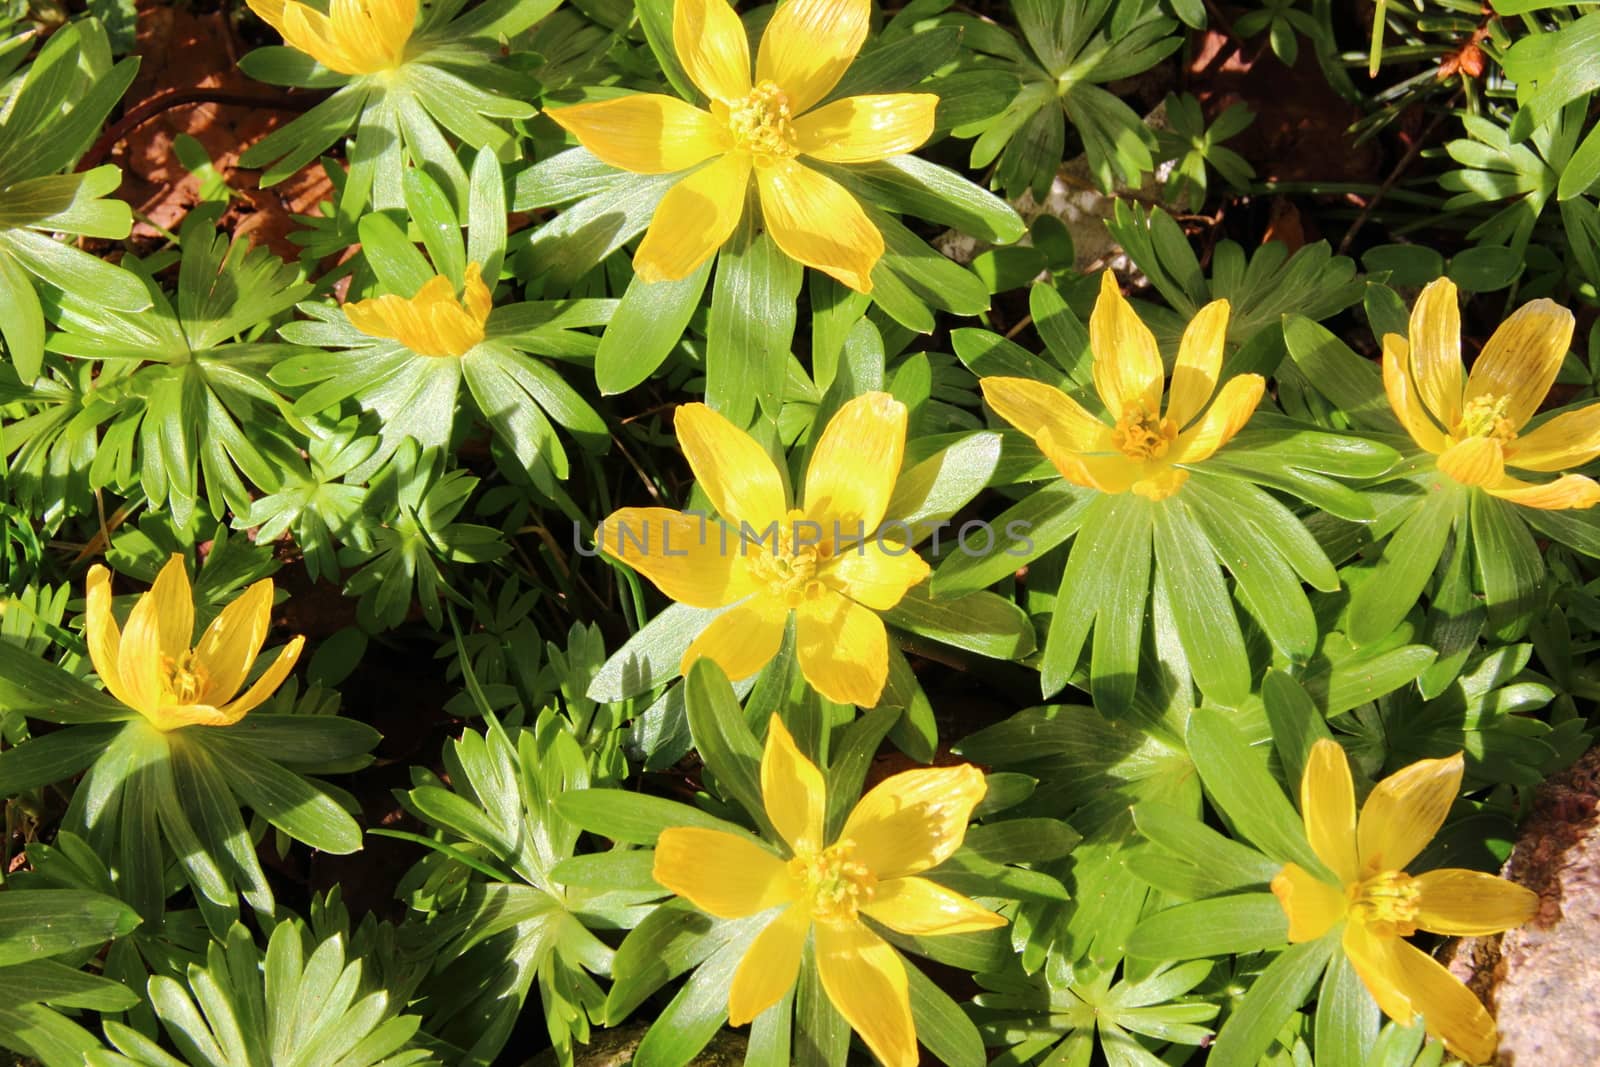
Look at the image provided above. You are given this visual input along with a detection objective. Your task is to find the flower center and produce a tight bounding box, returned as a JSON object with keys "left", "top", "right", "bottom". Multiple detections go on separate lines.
{"left": 1112, "top": 403, "right": 1178, "bottom": 460}
{"left": 727, "top": 80, "right": 797, "bottom": 163}
{"left": 1349, "top": 869, "right": 1421, "bottom": 936}
{"left": 744, "top": 510, "right": 830, "bottom": 608}
{"left": 1456, "top": 393, "right": 1516, "bottom": 443}
{"left": 788, "top": 839, "right": 877, "bottom": 924}
{"left": 160, "top": 650, "right": 208, "bottom": 705}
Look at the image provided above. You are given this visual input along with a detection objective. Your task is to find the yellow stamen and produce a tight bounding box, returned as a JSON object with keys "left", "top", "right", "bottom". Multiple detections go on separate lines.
{"left": 726, "top": 80, "right": 798, "bottom": 164}
{"left": 744, "top": 509, "right": 831, "bottom": 607}
{"left": 161, "top": 650, "right": 209, "bottom": 706}
{"left": 1456, "top": 393, "right": 1516, "bottom": 443}
{"left": 788, "top": 838, "right": 877, "bottom": 924}
{"left": 1350, "top": 869, "right": 1421, "bottom": 936}
{"left": 1112, "top": 403, "right": 1178, "bottom": 460}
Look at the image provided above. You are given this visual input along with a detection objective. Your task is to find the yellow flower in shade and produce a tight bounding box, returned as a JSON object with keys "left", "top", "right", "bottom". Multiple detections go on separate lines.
{"left": 980, "top": 271, "right": 1264, "bottom": 501}
{"left": 545, "top": 0, "right": 937, "bottom": 292}
{"left": 343, "top": 263, "right": 493, "bottom": 357}
{"left": 246, "top": 0, "right": 415, "bottom": 76}
{"left": 1272, "top": 739, "right": 1538, "bottom": 1064}
{"left": 1382, "top": 276, "right": 1600, "bottom": 510}
{"left": 654, "top": 715, "right": 1005, "bottom": 1067}
{"left": 596, "top": 392, "right": 928, "bottom": 707}
{"left": 85, "top": 555, "right": 307, "bottom": 732}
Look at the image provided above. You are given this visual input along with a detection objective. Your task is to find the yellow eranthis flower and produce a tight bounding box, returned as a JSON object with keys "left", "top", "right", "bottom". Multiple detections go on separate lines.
{"left": 246, "top": 0, "right": 415, "bottom": 76}
{"left": 596, "top": 392, "right": 929, "bottom": 707}
{"left": 980, "top": 271, "right": 1265, "bottom": 501}
{"left": 545, "top": 0, "right": 937, "bottom": 292}
{"left": 1382, "top": 276, "right": 1600, "bottom": 510}
{"left": 1272, "top": 739, "right": 1538, "bottom": 1064}
{"left": 344, "top": 263, "right": 493, "bottom": 357}
{"left": 654, "top": 715, "right": 1005, "bottom": 1067}
{"left": 85, "top": 555, "right": 306, "bottom": 732}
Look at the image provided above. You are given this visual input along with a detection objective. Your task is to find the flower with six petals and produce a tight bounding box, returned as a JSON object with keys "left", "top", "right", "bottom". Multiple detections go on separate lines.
{"left": 653, "top": 715, "right": 1005, "bottom": 1067}
{"left": 1272, "top": 739, "right": 1538, "bottom": 1064}
{"left": 343, "top": 263, "right": 493, "bottom": 358}
{"left": 545, "top": 0, "right": 937, "bottom": 291}
{"left": 1382, "top": 276, "right": 1600, "bottom": 509}
{"left": 596, "top": 392, "right": 928, "bottom": 707}
{"left": 86, "top": 555, "right": 306, "bottom": 732}
{"left": 246, "top": 0, "right": 415, "bottom": 76}
{"left": 980, "top": 271, "right": 1264, "bottom": 501}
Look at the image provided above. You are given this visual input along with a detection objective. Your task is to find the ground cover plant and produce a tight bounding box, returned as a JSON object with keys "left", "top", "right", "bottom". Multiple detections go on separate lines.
{"left": 5, "top": 0, "right": 1600, "bottom": 1064}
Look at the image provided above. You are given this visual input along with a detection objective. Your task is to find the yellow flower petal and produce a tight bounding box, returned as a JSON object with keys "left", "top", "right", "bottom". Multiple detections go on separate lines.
{"left": 147, "top": 554, "right": 195, "bottom": 663}
{"left": 191, "top": 578, "right": 274, "bottom": 705}
{"left": 755, "top": 158, "right": 882, "bottom": 292}
{"left": 1484, "top": 472, "right": 1600, "bottom": 510}
{"left": 634, "top": 152, "right": 752, "bottom": 283}
{"left": 802, "top": 392, "right": 907, "bottom": 540}
{"left": 822, "top": 538, "right": 928, "bottom": 611}
{"left": 1343, "top": 920, "right": 1498, "bottom": 1065}
{"left": 814, "top": 920, "right": 917, "bottom": 1067}
{"left": 1436, "top": 436, "right": 1506, "bottom": 489}
{"left": 116, "top": 575, "right": 167, "bottom": 719}
{"left": 1301, "top": 739, "right": 1360, "bottom": 887}
{"left": 1382, "top": 334, "right": 1449, "bottom": 454}
{"left": 674, "top": 403, "right": 787, "bottom": 531}
{"left": 761, "top": 714, "right": 828, "bottom": 853}
{"left": 673, "top": 0, "right": 752, "bottom": 104}
{"left": 1407, "top": 277, "right": 1465, "bottom": 433}
{"left": 1464, "top": 297, "right": 1574, "bottom": 432}
{"left": 1165, "top": 299, "right": 1231, "bottom": 429}
{"left": 841, "top": 763, "right": 986, "bottom": 880}
{"left": 84, "top": 566, "right": 134, "bottom": 712}
{"left": 792, "top": 94, "right": 937, "bottom": 164}
{"left": 755, "top": 0, "right": 870, "bottom": 115}
{"left": 1130, "top": 466, "right": 1189, "bottom": 500}
{"left": 597, "top": 507, "right": 758, "bottom": 608}
{"left": 728, "top": 904, "right": 809, "bottom": 1025}
{"left": 1507, "top": 402, "right": 1600, "bottom": 472}
{"left": 545, "top": 95, "right": 726, "bottom": 174}
{"left": 1089, "top": 270, "right": 1164, "bottom": 418}
{"left": 344, "top": 272, "right": 489, "bottom": 358}
{"left": 1271, "top": 861, "right": 1348, "bottom": 942}
{"left": 1356, "top": 751, "right": 1464, "bottom": 874}
{"left": 1034, "top": 427, "right": 1143, "bottom": 495}
{"left": 979, "top": 376, "right": 1113, "bottom": 453}
{"left": 1168, "top": 373, "right": 1264, "bottom": 465}
{"left": 794, "top": 591, "right": 889, "bottom": 707}
{"left": 862, "top": 876, "right": 1006, "bottom": 935}
{"left": 681, "top": 595, "right": 789, "bottom": 683}
{"left": 211, "top": 637, "right": 305, "bottom": 724}
{"left": 1412, "top": 868, "right": 1538, "bottom": 936}
{"left": 653, "top": 826, "right": 794, "bottom": 918}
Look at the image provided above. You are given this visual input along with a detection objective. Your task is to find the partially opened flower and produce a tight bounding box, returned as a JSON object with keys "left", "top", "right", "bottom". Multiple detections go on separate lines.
{"left": 86, "top": 555, "right": 306, "bottom": 731}
{"left": 1382, "top": 276, "right": 1600, "bottom": 509}
{"left": 654, "top": 715, "right": 1005, "bottom": 1066}
{"left": 344, "top": 263, "right": 493, "bottom": 358}
{"left": 546, "top": 0, "right": 937, "bottom": 291}
{"left": 980, "top": 271, "right": 1264, "bottom": 501}
{"left": 1272, "top": 739, "right": 1538, "bottom": 1064}
{"left": 246, "top": 0, "right": 415, "bottom": 76}
{"left": 596, "top": 392, "right": 928, "bottom": 707}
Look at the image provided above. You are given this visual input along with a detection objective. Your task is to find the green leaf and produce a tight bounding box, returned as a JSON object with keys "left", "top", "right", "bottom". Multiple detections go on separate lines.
{"left": 1261, "top": 670, "right": 1333, "bottom": 790}
{"left": 203, "top": 734, "right": 363, "bottom": 854}
{"left": 906, "top": 957, "right": 986, "bottom": 1067}
{"left": 632, "top": 921, "right": 757, "bottom": 1067}
{"left": 0, "top": 723, "right": 121, "bottom": 794}
{"left": 1186, "top": 708, "right": 1326, "bottom": 874}
{"left": 685, "top": 659, "right": 771, "bottom": 834}
{"left": 554, "top": 788, "right": 761, "bottom": 846}
{"left": 1125, "top": 893, "right": 1288, "bottom": 959}
{"left": 0, "top": 891, "right": 140, "bottom": 965}
{"left": 356, "top": 212, "right": 434, "bottom": 295}
{"left": 1153, "top": 496, "right": 1252, "bottom": 706}
{"left": 1131, "top": 802, "right": 1282, "bottom": 891}
{"left": 595, "top": 262, "right": 710, "bottom": 395}
{"left": 588, "top": 602, "right": 722, "bottom": 701}
{"left": 706, "top": 223, "right": 802, "bottom": 425}
{"left": 1282, "top": 315, "right": 1397, "bottom": 432}
{"left": 887, "top": 432, "right": 1003, "bottom": 541}
{"left": 883, "top": 583, "right": 1036, "bottom": 661}
{"left": 1469, "top": 490, "right": 1544, "bottom": 639}
{"left": 1348, "top": 483, "right": 1463, "bottom": 645}
{"left": 933, "top": 482, "right": 1093, "bottom": 596}
{"left": 0, "top": 643, "right": 131, "bottom": 724}
{"left": 1314, "top": 951, "right": 1380, "bottom": 1067}
{"left": 1208, "top": 936, "right": 1336, "bottom": 1067}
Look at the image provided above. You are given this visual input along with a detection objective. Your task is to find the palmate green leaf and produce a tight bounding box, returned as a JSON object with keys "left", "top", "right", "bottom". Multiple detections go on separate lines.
{"left": 684, "top": 659, "right": 771, "bottom": 836}
{"left": 594, "top": 262, "right": 710, "bottom": 395}
{"left": 1126, "top": 893, "right": 1288, "bottom": 960}
{"left": 632, "top": 919, "right": 760, "bottom": 1067}
{"left": 884, "top": 582, "right": 1036, "bottom": 661}
{"left": 1129, "top": 801, "right": 1282, "bottom": 898}
{"left": 706, "top": 217, "right": 802, "bottom": 425}
{"left": 1152, "top": 493, "right": 1251, "bottom": 706}
{"left": 0, "top": 641, "right": 131, "bottom": 724}
{"left": 933, "top": 481, "right": 1094, "bottom": 597}
{"left": 555, "top": 788, "right": 760, "bottom": 848}
{"left": 1347, "top": 478, "right": 1465, "bottom": 646}
{"left": 588, "top": 601, "right": 724, "bottom": 702}
{"left": 1207, "top": 935, "right": 1337, "bottom": 1067}
{"left": 0, "top": 1001, "right": 108, "bottom": 1067}
{"left": 605, "top": 901, "right": 764, "bottom": 1026}
{"left": 1315, "top": 951, "right": 1381, "bottom": 1067}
